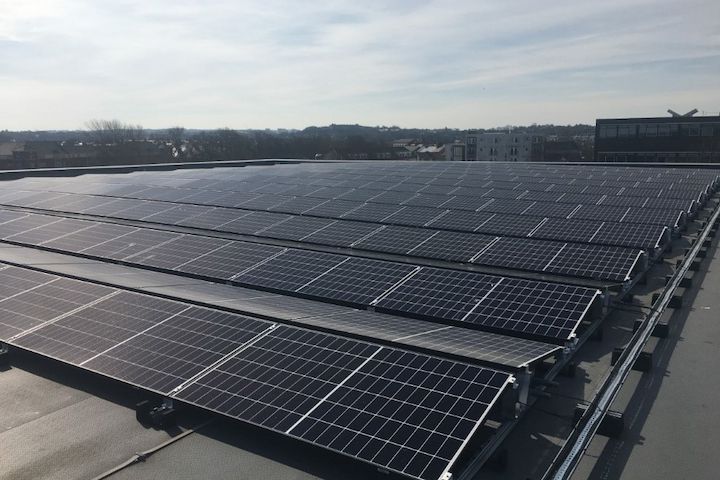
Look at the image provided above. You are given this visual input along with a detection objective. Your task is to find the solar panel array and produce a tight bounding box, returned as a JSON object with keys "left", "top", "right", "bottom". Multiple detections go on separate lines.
{"left": 0, "top": 209, "right": 601, "bottom": 342}
{"left": 0, "top": 264, "right": 512, "bottom": 480}
{"left": 1, "top": 162, "right": 718, "bottom": 479}
{"left": 0, "top": 199, "right": 649, "bottom": 281}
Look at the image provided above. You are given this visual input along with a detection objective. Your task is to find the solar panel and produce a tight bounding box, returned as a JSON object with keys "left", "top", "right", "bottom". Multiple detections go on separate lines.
{"left": 42, "top": 223, "right": 138, "bottom": 253}
{"left": 0, "top": 266, "right": 56, "bottom": 299}
{"left": 440, "top": 196, "right": 490, "bottom": 211}
{"left": 0, "top": 210, "right": 30, "bottom": 225}
{"left": 401, "top": 193, "right": 452, "bottom": 208}
{"left": 212, "top": 192, "right": 263, "bottom": 208}
{"left": 478, "top": 198, "right": 536, "bottom": 216}
{"left": 257, "top": 216, "right": 336, "bottom": 241}
{"left": 297, "top": 257, "right": 417, "bottom": 305}
{"left": 352, "top": 226, "right": 436, "bottom": 255}
{"left": 520, "top": 191, "right": 563, "bottom": 202}
{"left": 305, "top": 186, "right": 350, "bottom": 199}
{"left": 113, "top": 201, "right": 175, "bottom": 221}
{"left": 176, "top": 207, "right": 251, "bottom": 230}
{"left": 236, "top": 193, "right": 291, "bottom": 210}
{"left": 287, "top": 347, "right": 510, "bottom": 480}
{"left": 592, "top": 222, "right": 668, "bottom": 249}
{"left": 530, "top": 218, "right": 601, "bottom": 244}
{"left": 464, "top": 280, "right": 599, "bottom": 340}
{"left": 340, "top": 203, "right": 404, "bottom": 222}
{"left": 174, "top": 326, "right": 512, "bottom": 480}
{"left": 174, "top": 325, "right": 379, "bottom": 432}
{"left": 5, "top": 217, "right": 94, "bottom": 245}
{"left": 568, "top": 204, "right": 631, "bottom": 222}
{"left": 82, "top": 229, "right": 181, "bottom": 260}
{"left": 219, "top": 211, "right": 291, "bottom": 235}
{"left": 0, "top": 212, "right": 63, "bottom": 239}
{"left": 131, "top": 235, "right": 230, "bottom": 270}
{"left": 407, "top": 230, "right": 497, "bottom": 263}
{"left": 234, "top": 250, "right": 346, "bottom": 292}
{"left": 82, "top": 305, "right": 272, "bottom": 394}
{"left": 300, "top": 220, "right": 383, "bottom": 248}
{"left": 474, "top": 214, "right": 546, "bottom": 237}
{"left": 141, "top": 204, "right": 214, "bottom": 225}
{"left": 302, "top": 199, "right": 364, "bottom": 218}
{"left": 521, "top": 201, "right": 579, "bottom": 218}
{"left": 621, "top": 208, "right": 683, "bottom": 228}
{"left": 0, "top": 277, "right": 117, "bottom": 341}
{"left": 382, "top": 206, "right": 447, "bottom": 227}
{"left": 360, "top": 190, "right": 411, "bottom": 205}
{"left": 544, "top": 244, "right": 642, "bottom": 282}
{"left": 177, "top": 189, "right": 240, "bottom": 205}
{"left": 337, "top": 189, "right": 383, "bottom": 202}
{"left": 268, "top": 196, "right": 330, "bottom": 215}
{"left": 475, "top": 237, "right": 564, "bottom": 272}
{"left": 297, "top": 310, "right": 560, "bottom": 368}
{"left": 375, "top": 268, "right": 497, "bottom": 323}
{"left": 425, "top": 210, "right": 495, "bottom": 233}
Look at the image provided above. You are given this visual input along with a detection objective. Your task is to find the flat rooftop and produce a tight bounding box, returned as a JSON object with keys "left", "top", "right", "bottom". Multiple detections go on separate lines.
{"left": 0, "top": 160, "right": 718, "bottom": 480}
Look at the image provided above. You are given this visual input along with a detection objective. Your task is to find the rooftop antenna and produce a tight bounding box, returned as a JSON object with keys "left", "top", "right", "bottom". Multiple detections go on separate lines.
{"left": 667, "top": 108, "right": 698, "bottom": 118}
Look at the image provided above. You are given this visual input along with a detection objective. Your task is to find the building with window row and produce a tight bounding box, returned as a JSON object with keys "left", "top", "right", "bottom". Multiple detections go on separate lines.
{"left": 595, "top": 114, "right": 720, "bottom": 162}
{"left": 465, "top": 132, "right": 544, "bottom": 162}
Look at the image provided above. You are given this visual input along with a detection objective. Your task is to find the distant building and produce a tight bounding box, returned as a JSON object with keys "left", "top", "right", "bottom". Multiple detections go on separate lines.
{"left": 544, "top": 139, "right": 584, "bottom": 162}
{"left": 594, "top": 110, "right": 720, "bottom": 162}
{"left": 415, "top": 144, "right": 446, "bottom": 161}
{"left": 0, "top": 141, "right": 98, "bottom": 170}
{"left": 445, "top": 142, "right": 466, "bottom": 161}
{"left": 465, "top": 132, "right": 544, "bottom": 161}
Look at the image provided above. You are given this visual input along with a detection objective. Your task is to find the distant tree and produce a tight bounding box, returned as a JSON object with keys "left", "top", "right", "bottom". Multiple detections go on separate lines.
{"left": 85, "top": 119, "right": 145, "bottom": 144}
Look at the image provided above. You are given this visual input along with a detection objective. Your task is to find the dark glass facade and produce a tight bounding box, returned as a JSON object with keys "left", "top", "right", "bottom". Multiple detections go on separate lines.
{"left": 594, "top": 116, "right": 720, "bottom": 162}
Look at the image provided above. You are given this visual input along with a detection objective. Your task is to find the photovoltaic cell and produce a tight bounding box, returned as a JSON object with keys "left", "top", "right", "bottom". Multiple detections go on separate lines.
{"left": 82, "top": 306, "right": 272, "bottom": 394}
{"left": 235, "top": 249, "right": 346, "bottom": 292}
{"left": 300, "top": 220, "right": 382, "bottom": 248}
{"left": 352, "top": 226, "right": 436, "bottom": 255}
{"left": 475, "top": 237, "right": 563, "bottom": 272}
{"left": 375, "top": 268, "right": 497, "bottom": 323}
{"left": 341, "top": 203, "right": 404, "bottom": 222}
{"left": 464, "top": 280, "right": 599, "bottom": 340}
{"left": 175, "top": 326, "right": 377, "bottom": 432}
{"left": 0, "top": 277, "right": 116, "bottom": 341}
{"left": 298, "top": 257, "right": 416, "bottom": 305}
{"left": 42, "top": 223, "right": 138, "bottom": 253}
{"left": 302, "top": 199, "right": 364, "bottom": 218}
{"left": 174, "top": 241, "right": 286, "bottom": 280}
{"left": 425, "top": 210, "right": 495, "bottom": 233}
{"left": 131, "top": 235, "right": 229, "bottom": 270}
{"left": 407, "top": 231, "right": 497, "bottom": 263}
{"left": 545, "top": 244, "right": 641, "bottom": 282}
{"left": 12, "top": 291, "right": 183, "bottom": 364}
{"left": 258, "top": 216, "right": 335, "bottom": 241}
{"left": 381, "top": 206, "right": 447, "bottom": 227}
{"left": 288, "top": 348, "right": 509, "bottom": 480}
{"left": 219, "top": 211, "right": 292, "bottom": 235}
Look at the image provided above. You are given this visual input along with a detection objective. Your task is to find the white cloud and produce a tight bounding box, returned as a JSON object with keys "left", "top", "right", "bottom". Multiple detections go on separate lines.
{"left": 0, "top": 0, "right": 718, "bottom": 129}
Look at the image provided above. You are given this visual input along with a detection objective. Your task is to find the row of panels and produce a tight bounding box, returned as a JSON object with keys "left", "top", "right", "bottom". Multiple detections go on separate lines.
{"left": 141, "top": 162, "right": 718, "bottom": 195}
{"left": 6, "top": 175, "right": 696, "bottom": 226}
{"left": 0, "top": 265, "right": 511, "bottom": 480}
{"left": 0, "top": 188, "right": 666, "bottom": 259}
{"left": 0, "top": 195, "right": 646, "bottom": 282}
{"left": 53, "top": 183, "right": 694, "bottom": 224}
{"left": 0, "top": 210, "right": 601, "bottom": 342}
{"left": 98, "top": 163, "right": 720, "bottom": 195}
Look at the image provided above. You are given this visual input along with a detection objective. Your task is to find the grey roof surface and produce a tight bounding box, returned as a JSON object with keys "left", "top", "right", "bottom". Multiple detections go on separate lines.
{"left": 0, "top": 357, "right": 374, "bottom": 480}
{"left": 575, "top": 240, "right": 720, "bottom": 480}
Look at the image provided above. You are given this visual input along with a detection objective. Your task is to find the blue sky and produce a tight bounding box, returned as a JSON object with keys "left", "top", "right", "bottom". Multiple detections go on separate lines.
{"left": 1, "top": 0, "right": 719, "bottom": 130}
